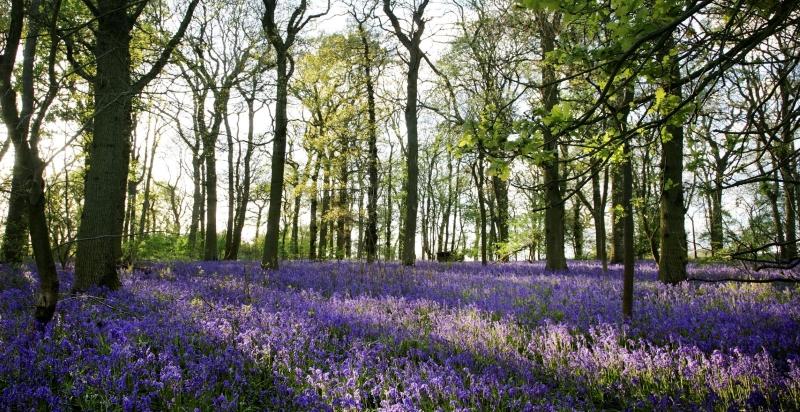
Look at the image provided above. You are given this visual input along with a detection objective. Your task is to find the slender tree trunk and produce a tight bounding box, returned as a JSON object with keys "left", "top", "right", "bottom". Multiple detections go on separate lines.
{"left": 610, "top": 165, "right": 625, "bottom": 263}
{"left": 0, "top": 0, "right": 59, "bottom": 324}
{"left": 308, "top": 160, "right": 320, "bottom": 259}
{"left": 385, "top": 147, "right": 394, "bottom": 261}
{"left": 359, "top": 23, "right": 380, "bottom": 263}
{"left": 336, "top": 159, "right": 348, "bottom": 260}
{"left": 492, "top": 175, "right": 510, "bottom": 261}
{"left": 622, "top": 139, "right": 635, "bottom": 317}
{"left": 203, "top": 123, "right": 219, "bottom": 261}
{"left": 188, "top": 153, "right": 202, "bottom": 256}
{"left": 572, "top": 199, "right": 584, "bottom": 259}
{"left": 137, "top": 134, "right": 158, "bottom": 241}
{"left": 591, "top": 162, "right": 608, "bottom": 270}
{"left": 709, "top": 178, "right": 724, "bottom": 257}
{"left": 471, "top": 157, "right": 487, "bottom": 265}
{"left": 319, "top": 161, "right": 331, "bottom": 260}
{"left": 228, "top": 97, "right": 256, "bottom": 260}
{"left": 357, "top": 177, "right": 365, "bottom": 260}
{"left": 224, "top": 113, "right": 236, "bottom": 259}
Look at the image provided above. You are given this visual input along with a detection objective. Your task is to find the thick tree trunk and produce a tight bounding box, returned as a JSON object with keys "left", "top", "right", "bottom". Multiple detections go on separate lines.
{"left": 540, "top": 15, "right": 567, "bottom": 271}
{"left": 262, "top": 55, "right": 290, "bottom": 269}
{"left": 401, "top": 54, "right": 421, "bottom": 266}
{"left": 74, "top": 3, "right": 133, "bottom": 290}
{"left": 657, "top": 45, "right": 688, "bottom": 284}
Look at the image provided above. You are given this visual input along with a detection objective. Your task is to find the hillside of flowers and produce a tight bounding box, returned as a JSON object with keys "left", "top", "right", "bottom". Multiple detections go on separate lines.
{"left": 1, "top": 260, "right": 799, "bottom": 411}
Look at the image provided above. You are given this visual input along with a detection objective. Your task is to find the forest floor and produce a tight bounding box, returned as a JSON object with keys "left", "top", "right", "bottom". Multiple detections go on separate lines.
{"left": 1, "top": 260, "right": 799, "bottom": 410}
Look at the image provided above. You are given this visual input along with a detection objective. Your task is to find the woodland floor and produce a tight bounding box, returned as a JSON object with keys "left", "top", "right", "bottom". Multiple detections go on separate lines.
{"left": 1, "top": 260, "right": 799, "bottom": 410}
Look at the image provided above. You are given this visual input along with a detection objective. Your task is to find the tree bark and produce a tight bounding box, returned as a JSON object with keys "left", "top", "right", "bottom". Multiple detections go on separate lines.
{"left": 308, "top": 159, "right": 321, "bottom": 259}
{"left": 622, "top": 139, "right": 635, "bottom": 317}
{"left": 73, "top": 1, "right": 134, "bottom": 290}
{"left": 383, "top": 0, "right": 429, "bottom": 266}
{"left": 359, "top": 22, "right": 380, "bottom": 263}
{"left": 262, "top": 51, "right": 290, "bottom": 269}
{"left": 319, "top": 159, "right": 331, "bottom": 260}
{"left": 539, "top": 13, "right": 567, "bottom": 271}
{"left": 657, "top": 40, "right": 688, "bottom": 284}
{"left": 0, "top": 0, "right": 59, "bottom": 324}
{"left": 74, "top": 0, "right": 198, "bottom": 290}
{"left": 1, "top": 144, "right": 29, "bottom": 263}
{"left": 610, "top": 165, "right": 625, "bottom": 263}
{"left": 471, "top": 157, "right": 488, "bottom": 265}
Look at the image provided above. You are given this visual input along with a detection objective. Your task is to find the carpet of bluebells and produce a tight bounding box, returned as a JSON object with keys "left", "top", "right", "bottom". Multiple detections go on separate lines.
{"left": 1, "top": 260, "right": 799, "bottom": 411}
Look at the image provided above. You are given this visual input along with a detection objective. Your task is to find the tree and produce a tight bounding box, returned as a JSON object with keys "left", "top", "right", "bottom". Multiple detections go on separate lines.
{"left": 69, "top": 0, "right": 200, "bottom": 291}
{"left": 0, "top": 0, "right": 61, "bottom": 324}
{"left": 383, "top": 0, "right": 430, "bottom": 266}
{"left": 657, "top": 32, "right": 688, "bottom": 284}
{"left": 536, "top": 10, "right": 567, "bottom": 271}
{"left": 260, "top": 0, "right": 329, "bottom": 270}
{"left": 353, "top": 7, "right": 381, "bottom": 263}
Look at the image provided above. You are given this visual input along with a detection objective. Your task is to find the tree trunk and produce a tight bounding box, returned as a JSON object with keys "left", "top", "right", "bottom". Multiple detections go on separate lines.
{"left": 540, "top": 14, "right": 567, "bottom": 271}
{"left": 1, "top": 143, "right": 29, "bottom": 263}
{"left": 492, "top": 175, "right": 510, "bottom": 261}
{"left": 622, "top": 139, "right": 635, "bottom": 317}
{"left": 359, "top": 23, "right": 380, "bottom": 264}
{"left": 203, "top": 119, "right": 219, "bottom": 261}
{"left": 74, "top": 2, "right": 134, "bottom": 290}
{"left": 0, "top": 0, "right": 59, "bottom": 324}
{"left": 224, "top": 113, "right": 236, "bottom": 259}
{"left": 400, "top": 52, "right": 421, "bottom": 265}
{"left": 572, "top": 199, "right": 584, "bottom": 259}
{"left": 657, "top": 42, "right": 688, "bottom": 284}
{"left": 385, "top": 146, "right": 394, "bottom": 261}
{"left": 319, "top": 161, "right": 331, "bottom": 260}
{"left": 262, "top": 54, "right": 290, "bottom": 269}
{"left": 137, "top": 133, "right": 158, "bottom": 241}
{"left": 228, "top": 96, "right": 256, "bottom": 260}
{"left": 188, "top": 153, "right": 202, "bottom": 257}
{"left": 709, "top": 178, "right": 724, "bottom": 257}
{"left": 308, "top": 160, "right": 320, "bottom": 260}
{"left": 471, "top": 157, "right": 488, "bottom": 265}
{"left": 610, "top": 165, "right": 625, "bottom": 263}
{"left": 591, "top": 162, "right": 608, "bottom": 270}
